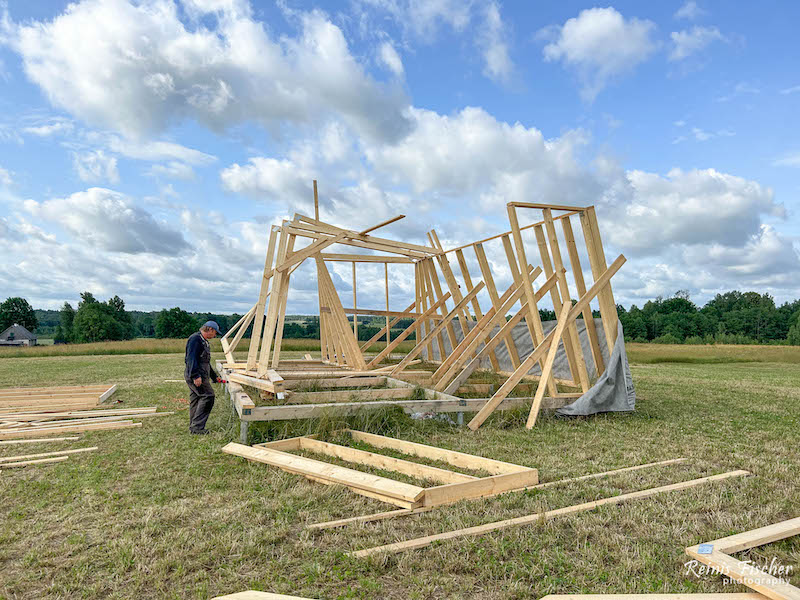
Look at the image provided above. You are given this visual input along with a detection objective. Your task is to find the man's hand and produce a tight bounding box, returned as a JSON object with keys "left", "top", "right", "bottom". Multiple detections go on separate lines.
{"left": 193, "top": 376, "right": 202, "bottom": 386}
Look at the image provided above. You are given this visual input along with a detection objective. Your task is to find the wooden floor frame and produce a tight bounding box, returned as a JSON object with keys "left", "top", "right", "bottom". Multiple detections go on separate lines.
{"left": 223, "top": 429, "right": 539, "bottom": 509}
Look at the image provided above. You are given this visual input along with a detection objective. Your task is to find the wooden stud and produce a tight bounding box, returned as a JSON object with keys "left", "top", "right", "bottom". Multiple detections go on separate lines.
{"left": 543, "top": 208, "right": 590, "bottom": 392}
{"left": 507, "top": 204, "right": 559, "bottom": 397}
{"left": 352, "top": 261, "right": 357, "bottom": 340}
{"left": 474, "top": 242, "right": 521, "bottom": 369}
{"left": 581, "top": 207, "right": 619, "bottom": 348}
{"left": 350, "top": 470, "right": 750, "bottom": 557}
{"left": 527, "top": 300, "right": 572, "bottom": 428}
{"left": 247, "top": 226, "right": 279, "bottom": 370}
{"left": 562, "top": 215, "right": 605, "bottom": 375}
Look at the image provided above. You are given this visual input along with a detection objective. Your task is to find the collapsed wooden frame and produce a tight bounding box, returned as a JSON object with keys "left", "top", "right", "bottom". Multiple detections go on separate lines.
{"left": 219, "top": 194, "right": 626, "bottom": 430}
{"left": 223, "top": 429, "right": 539, "bottom": 509}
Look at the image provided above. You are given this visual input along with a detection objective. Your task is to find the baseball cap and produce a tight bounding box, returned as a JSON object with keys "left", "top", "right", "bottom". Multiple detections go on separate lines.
{"left": 203, "top": 320, "right": 221, "bottom": 334}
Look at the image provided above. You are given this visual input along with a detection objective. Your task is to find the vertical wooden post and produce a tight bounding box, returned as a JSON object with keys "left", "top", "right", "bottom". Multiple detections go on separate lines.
{"left": 542, "top": 209, "right": 590, "bottom": 392}
{"left": 580, "top": 207, "right": 619, "bottom": 349}
{"left": 257, "top": 225, "right": 290, "bottom": 376}
{"left": 246, "top": 226, "right": 278, "bottom": 371}
{"left": 352, "top": 262, "right": 358, "bottom": 340}
{"left": 507, "top": 205, "right": 558, "bottom": 397}
{"left": 455, "top": 247, "right": 502, "bottom": 371}
{"left": 313, "top": 180, "right": 319, "bottom": 221}
{"left": 561, "top": 215, "right": 605, "bottom": 375}
{"left": 385, "top": 262, "right": 390, "bottom": 346}
{"left": 270, "top": 233, "right": 296, "bottom": 369}
{"left": 473, "top": 243, "right": 520, "bottom": 370}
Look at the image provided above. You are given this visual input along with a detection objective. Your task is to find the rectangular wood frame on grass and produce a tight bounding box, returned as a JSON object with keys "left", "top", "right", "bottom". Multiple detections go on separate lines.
{"left": 685, "top": 517, "right": 800, "bottom": 600}
{"left": 222, "top": 429, "right": 539, "bottom": 509}
{"left": 216, "top": 186, "right": 628, "bottom": 432}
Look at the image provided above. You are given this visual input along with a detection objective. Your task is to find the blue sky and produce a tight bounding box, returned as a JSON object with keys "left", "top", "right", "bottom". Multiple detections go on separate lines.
{"left": 0, "top": 0, "right": 798, "bottom": 315}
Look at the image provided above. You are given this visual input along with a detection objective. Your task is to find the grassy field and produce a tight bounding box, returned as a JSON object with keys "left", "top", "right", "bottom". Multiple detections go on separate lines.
{"left": 0, "top": 343, "right": 798, "bottom": 599}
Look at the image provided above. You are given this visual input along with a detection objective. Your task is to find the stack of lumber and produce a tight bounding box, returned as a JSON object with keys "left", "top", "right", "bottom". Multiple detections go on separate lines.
{"left": 0, "top": 385, "right": 172, "bottom": 441}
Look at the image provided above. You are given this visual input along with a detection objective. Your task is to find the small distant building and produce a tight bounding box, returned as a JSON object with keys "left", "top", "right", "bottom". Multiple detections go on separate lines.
{"left": 0, "top": 324, "right": 37, "bottom": 347}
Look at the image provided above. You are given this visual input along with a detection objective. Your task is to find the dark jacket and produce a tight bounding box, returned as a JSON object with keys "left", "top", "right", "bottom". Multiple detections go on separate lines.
{"left": 185, "top": 332, "right": 219, "bottom": 382}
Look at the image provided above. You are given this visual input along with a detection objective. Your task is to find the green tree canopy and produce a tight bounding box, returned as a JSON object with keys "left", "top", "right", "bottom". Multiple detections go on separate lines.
{"left": 0, "top": 297, "right": 38, "bottom": 331}
{"left": 72, "top": 293, "right": 135, "bottom": 343}
{"left": 155, "top": 307, "right": 199, "bottom": 339}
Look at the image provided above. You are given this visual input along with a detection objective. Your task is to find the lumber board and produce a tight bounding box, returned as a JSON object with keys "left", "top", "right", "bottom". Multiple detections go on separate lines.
{"left": 350, "top": 470, "right": 750, "bottom": 557}
{"left": 685, "top": 548, "right": 800, "bottom": 600}
{"left": 0, "top": 385, "right": 111, "bottom": 395}
{"left": 222, "top": 443, "right": 425, "bottom": 503}
{"left": 307, "top": 458, "right": 688, "bottom": 530}
{"left": 298, "top": 438, "right": 476, "bottom": 485}
{"left": 705, "top": 517, "right": 800, "bottom": 553}
{"left": 0, "top": 436, "right": 81, "bottom": 445}
{"left": 0, "top": 446, "right": 98, "bottom": 463}
{"left": 281, "top": 377, "right": 386, "bottom": 390}
{"left": 346, "top": 430, "right": 530, "bottom": 475}
{"left": 540, "top": 595, "right": 765, "bottom": 600}
{"left": 422, "top": 469, "right": 540, "bottom": 507}
{"left": 213, "top": 591, "right": 318, "bottom": 599}
{"left": 286, "top": 388, "right": 415, "bottom": 403}
{"left": 243, "top": 396, "right": 567, "bottom": 421}
{"left": 323, "top": 253, "right": 414, "bottom": 263}
{"left": 527, "top": 300, "right": 572, "bottom": 428}
{"left": 226, "top": 372, "right": 282, "bottom": 394}
{"left": 98, "top": 384, "right": 118, "bottom": 403}
{"left": 0, "top": 456, "right": 70, "bottom": 468}
{"left": 0, "top": 421, "right": 141, "bottom": 440}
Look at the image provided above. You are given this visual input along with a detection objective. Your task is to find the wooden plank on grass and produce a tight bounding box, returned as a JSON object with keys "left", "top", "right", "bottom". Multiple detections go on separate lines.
{"left": 0, "top": 456, "right": 69, "bottom": 468}
{"left": 540, "top": 595, "right": 765, "bottom": 600}
{"left": 350, "top": 470, "right": 750, "bottom": 557}
{"left": 0, "top": 421, "right": 141, "bottom": 440}
{"left": 421, "top": 469, "right": 539, "bottom": 507}
{"left": 0, "top": 446, "right": 98, "bottom": 463}
{"left": 213, "top": 591, "right": 318, "bottom": 599}
{"left": 222, "top": 442, "right": 425, "bottom": 503}
{"left": 702, "top": 516, "right": 800, "bottom": 553}
{"left": 0, "top": 436, "right": 81, "bottom": 445}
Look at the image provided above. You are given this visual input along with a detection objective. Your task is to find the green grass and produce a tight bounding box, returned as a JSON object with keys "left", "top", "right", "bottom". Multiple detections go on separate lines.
{"left": 0, "top": 345, "right": 798, "bottom": 599}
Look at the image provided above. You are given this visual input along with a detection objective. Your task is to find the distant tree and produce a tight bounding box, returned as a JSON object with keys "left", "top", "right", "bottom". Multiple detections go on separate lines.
{"left": 0, "top": 297, "right": 38, "bottom": 331}
{"left": 79, "top": 291, "right": 98, "bottom": 308}
{"left": 73, "top": 302, "right": 122, "bottom": 343}
{"left": 106, "top": 295, "right": 135, "bottom": 340}
{"left": 72, "top": 293, "right": 135, "bottom": 343}
{"left": 155, "top": 308, "right": 199, "bottom": 339}
{"left": 60, "top": 302, "right": 75, "bottom": 343}
{"left": 787, "top": 324, "right": 800, "bottom": 346}
{"left": 53, "top": 325, "right": 67, "bottom": 344}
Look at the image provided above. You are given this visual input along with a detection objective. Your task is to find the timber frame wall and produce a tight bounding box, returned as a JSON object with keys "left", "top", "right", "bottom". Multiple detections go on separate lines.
{"left": 219, "top": 195, "right": 625, "bottom": 432}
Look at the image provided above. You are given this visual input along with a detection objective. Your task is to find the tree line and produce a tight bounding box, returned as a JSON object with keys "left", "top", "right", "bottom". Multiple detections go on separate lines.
{"left": 5, "top": 288, "right": 800, "bottom": 345}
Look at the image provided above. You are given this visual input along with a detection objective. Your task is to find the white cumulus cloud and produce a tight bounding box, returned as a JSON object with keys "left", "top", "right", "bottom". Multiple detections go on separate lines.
{"left": 669, "top": 26, "right": 724, "bottom": 61}
{"left": 4, "top": 0, "right": 411, "bottom": 142}
{"left": 541, "top": 7, "right": 658, "bottom": 101}
{"left": 24, "top": 187, "right": 190, "bottom": 255}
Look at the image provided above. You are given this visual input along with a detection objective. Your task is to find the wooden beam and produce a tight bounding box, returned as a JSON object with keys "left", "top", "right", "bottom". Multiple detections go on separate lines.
{"left": 350, "top": 470, "right": 750, "bottom": 557}
{"left": 359, "top": 215, "right": 405, "bottom": 235}
{"left": 562, "top": 215, "right": 604, "bottom": 375}
{"left": 276, "top": 232, "right": 347, "bottom": 273}
{"left": 322, "top": 254, "right": 414, "bottom": 263}
{"left": 0, "top": 446, "right": 98, "bottom": 463}
{"left": 222, "top": 442, "right": 425, "bottom": 504}
{"left": 246, "top": 226, "right": 279, "bottom": 370}
{"left": 526, "top": 300, "right": 572, "bottom": 428}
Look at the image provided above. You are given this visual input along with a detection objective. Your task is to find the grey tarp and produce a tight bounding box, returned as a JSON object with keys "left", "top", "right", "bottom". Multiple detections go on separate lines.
{"left": 423, "top": 317, "right": 635, "bottom": 416}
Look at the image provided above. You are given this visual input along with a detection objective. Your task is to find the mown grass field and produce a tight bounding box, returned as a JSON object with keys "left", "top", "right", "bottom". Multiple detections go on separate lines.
{"left": 0, "top": 342, "right": 798, "bottom": 599}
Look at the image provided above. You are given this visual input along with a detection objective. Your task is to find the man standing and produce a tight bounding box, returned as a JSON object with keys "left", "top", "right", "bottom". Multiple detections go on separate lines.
{"left": 185, "top": 321, "right": 222, "bottom": 434}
